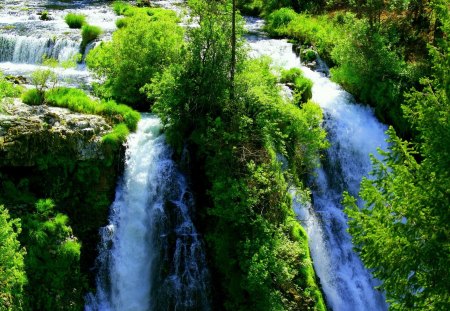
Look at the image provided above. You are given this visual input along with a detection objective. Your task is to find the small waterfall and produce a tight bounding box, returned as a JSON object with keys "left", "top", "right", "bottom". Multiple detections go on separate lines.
{"left": 86, "top": 115, "right": 210, "bottom": 311}
{"left": 0, "top": 34, "right": 79, "bottom": 64}
{"left": 246, "top": 19, "right": 388, "bottom": 310}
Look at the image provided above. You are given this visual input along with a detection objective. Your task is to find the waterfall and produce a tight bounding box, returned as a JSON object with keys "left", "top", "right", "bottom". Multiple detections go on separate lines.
{"left": 246, "top": 20, "right": 388, "bottom": 311}
{"left": 0, "top": 34, "right": 79, "bottom": 64}
{"left": 85, "top": 115, "right": 210, "bottom": 311}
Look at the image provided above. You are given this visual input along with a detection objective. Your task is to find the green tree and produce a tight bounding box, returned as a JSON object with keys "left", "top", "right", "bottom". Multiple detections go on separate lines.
{"left": 0, "top": 205, "right": 26, "bottom": 310}
{"left": 86, "top": 7, "right": 184, "bottom": 109}
{"left": 23, "top": 199, "right": 86, "bottom": 311}
{"left": 344, "top": 5, "right": 450, "bottom": 309}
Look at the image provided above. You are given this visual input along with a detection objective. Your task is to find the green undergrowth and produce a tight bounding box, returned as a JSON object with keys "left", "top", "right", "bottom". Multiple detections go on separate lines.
{"left": 280, "top": 67, "right": 313, "bottom": 104}
{"left": 265, "top": 9, "right": 415, "bottom": 136}
{"left": 81, "top": 24, "right": 102, "bottom": 52}
{"left": 65, "top": 13, "right": 86, "bottom": 29}
{"left": 149, "top": 3, "right": 329, "bottom": 305}
{"left": 86, "top": 6, "right": 183, "bottom": 109}
{"left": 22, "top": 87, "right": 140, "bottom": 150}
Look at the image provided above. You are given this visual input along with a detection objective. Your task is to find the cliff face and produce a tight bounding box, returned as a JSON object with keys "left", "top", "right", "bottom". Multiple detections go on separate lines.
{"left": 0, "top": 100, "right": 112, "bottom": 166}
{"left": 0, "top": 100, "right": 123, "bottom": 284}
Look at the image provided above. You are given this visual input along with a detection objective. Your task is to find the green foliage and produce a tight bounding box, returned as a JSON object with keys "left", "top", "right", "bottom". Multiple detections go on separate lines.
{"left": 265, "top": 8, "right": 298, "bottom": 36}
{"left": 29, "top": 57, "right": 59, "bottom": 98}
{"left": 344, "top": 8, "right": 450, "bottom": 308}
{"left": 86, "top": 7, "right": 183, "bottom": 109}
{"left": 21, "top": 88, "right": 44, "bottom": 106}
{"left": 280, "top": 68, "right": 313, "bottom": 104}
{"left": 81, "top": 24, "right": 102, "bottom": 52}
{"left": 112, "top": 1, "right": 131, "bottom": 15}
{"left": 115, "top": 18, "right": 127, "bottom": 28}
{"left": 151, "top": 2, "right": 327, "bottom": 308}
{"left": 22, "top": 199, "right": 86, "bottom": 310}
{"left": 101, "top": 123, "right": 129, "bottom": 150}
{"left": 330, "top": 16, "right": 410, "bottom": 133}
{"left": 65, "top": 13, "right": 86, "bottom": 29}
{"left": 0, "top": 73, "right": 21, "bottom": 111}
{"left": 45, "top": 87, "right": 140, "bottom": 131}
{"left": 39, "top": 10, "right": 50, "bottom": 21}
{"left": 0, "top": 205, "right": 26, "bottom": 310}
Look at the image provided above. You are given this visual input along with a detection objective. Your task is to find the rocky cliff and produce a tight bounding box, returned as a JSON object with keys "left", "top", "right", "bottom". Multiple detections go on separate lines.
{"left": 0, "top": 100, "right": 124, "bottom": 284}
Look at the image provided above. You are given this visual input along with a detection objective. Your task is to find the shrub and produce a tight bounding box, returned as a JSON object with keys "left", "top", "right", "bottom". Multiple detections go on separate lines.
{"left": 81, "top": 24, "right": 102, "bottom": 51}
{"left": 102, "top": 123, "right": 129, "bottom": 150}
{"left": 280, "top": 68, "right": 313, "bottom": 104}
{"left": 112, "top": 1, "right": 131, "bottom": 15}
{"left": 302, "top": 48, "right": 316, "bottom": 62}
{"left": 22, "top": 89, "right": 45, "bottom": 106}
{"left": 115, "top": 18, "right": 127, "bottom": 29}
{"left": 40, "top": 10, "right": 50, "bottom": 21}
{"left": 65, "top": 13, "right": 86, "bottom": 29}
{"left": 265, "top": 8, "right": 298, "bottom": 37}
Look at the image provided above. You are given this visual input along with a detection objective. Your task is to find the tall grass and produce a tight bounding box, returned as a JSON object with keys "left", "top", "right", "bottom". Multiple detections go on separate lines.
{"left": 81, "top": 24, "right": 102, "bottom": 51}
{"left": 65, "top": 13, "right": 86, "bottom": 29}
{"left": 45, "top": 87, "right": 140, "bottom": 131}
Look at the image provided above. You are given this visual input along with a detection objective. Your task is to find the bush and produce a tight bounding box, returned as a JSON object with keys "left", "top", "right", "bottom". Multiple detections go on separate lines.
{"left": 112, "top": 1, "right": 131, "bottom": 15}
{"left": 40, "top": 11, "right": 50, "bottom": 21}
{"left": 265, "top": 8, "right": 298, "bottom": 37}
{"left": 65, "top": 13, "right": 86, "bottom": 29}
{"left": 115, "top": 18, "right": 127, "bottom": 29}
{"left": 86, "top": 7, "right": 183, "bottom": 109}
{"left": 302, "top": 48, "right": 316, "bottom": 62}
{"left": 102, "top": 123, "right": 129, "bottom": 150}
{"left": 81, "top": 24, "right": 102, "bottom": 51}
{"left": 22, "top": 89, "right": 45, "bottom": 106}
{"left": 280, "top": 68, "right": 313, "bottom": 104}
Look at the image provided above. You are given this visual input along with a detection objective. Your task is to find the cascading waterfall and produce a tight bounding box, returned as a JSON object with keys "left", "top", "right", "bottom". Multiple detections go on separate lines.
{"left": 0, "top": 34, "right": 79, "bottom": 64}
{"left": 246, "top": 19, "right": 388, "bottom": 310}
{"left": 86, "top": 115, "right": 210, "bottom": 311}
{"left": 0, "top": 0, "right": 118, "bottom": 88}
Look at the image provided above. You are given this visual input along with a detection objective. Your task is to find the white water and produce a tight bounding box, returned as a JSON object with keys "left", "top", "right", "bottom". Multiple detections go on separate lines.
{"left": 246, "top": 21, "right": 389, "bottom": 311}
{"left": 0, "top": 0, "right": 118, "bottom": 88}
{"left": 86, "top": 115, "right": 209, "bottom": 311}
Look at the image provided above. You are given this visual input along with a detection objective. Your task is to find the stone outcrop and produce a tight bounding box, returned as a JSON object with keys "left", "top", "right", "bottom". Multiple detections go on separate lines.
{"left": 0, "top": 100, "right": 124, "bottom": 285}
{"left": 0, "top": 100, "right": 112, "bottom": 167}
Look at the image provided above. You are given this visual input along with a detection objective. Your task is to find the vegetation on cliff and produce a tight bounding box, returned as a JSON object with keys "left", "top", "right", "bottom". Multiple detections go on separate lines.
{"left": 147, "top": 1, "right": 327, "bottom": 309}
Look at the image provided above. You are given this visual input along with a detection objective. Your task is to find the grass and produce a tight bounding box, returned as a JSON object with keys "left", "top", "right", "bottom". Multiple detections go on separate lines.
{"left": 81, "top": 24, "right": 102, "bottom": 51}
{"left": 22, "top": 89, "right": 44, "bottom": 106}
{"left": 112, "top": 1, "right": 131, "bottom": 16}
{"left": 44, "top": 87, "right": 140, "bottom": 131}
{"left": 65, "top": 13, "right": 86, "bottom": 29}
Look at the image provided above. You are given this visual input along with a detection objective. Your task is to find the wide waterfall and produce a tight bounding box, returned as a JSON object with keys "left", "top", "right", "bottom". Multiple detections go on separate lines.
{"left": 0, "top": 0, "right": 118, "bottom": 88}
{"left": 86, "top": 115, "right": 210, "bottom": 311}
{"left": 0, "top": 35, "right": 79, "bottom": 64}
{"left": 246, "top": 20, "right": 388, "bottom": 311}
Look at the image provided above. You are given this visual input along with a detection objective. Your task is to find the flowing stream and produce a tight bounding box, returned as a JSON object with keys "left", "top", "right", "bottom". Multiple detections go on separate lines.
{"left": 0, "top": 0, "right": 118, "bottom": 88}
{"left": 246, "top": 18, "right": 389, "bottom": 311}
{"left": 85, "top": 115, "right": 210, "bottom": 311}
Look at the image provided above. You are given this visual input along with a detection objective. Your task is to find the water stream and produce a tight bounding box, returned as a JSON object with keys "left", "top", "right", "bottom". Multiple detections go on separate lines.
{"left": 246, "top": 19, "right": 389, "bottom": 311}
{"left": 0, "top": 0, "right": 118, "bottom": 88}
{"left": 85, "top": 115, "right": 210, "bottom": 311}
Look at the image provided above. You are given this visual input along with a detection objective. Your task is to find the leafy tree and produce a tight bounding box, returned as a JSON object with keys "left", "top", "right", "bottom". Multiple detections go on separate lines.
{"left": 0, "top": 72, "right": 21, "bottom": 112}
{"left": 344, "top": 5, "right": 450, "bottom": 309}
{"left": 23, "top": 199, "right": 86, "bottom": 311}
{"left": 86, "top": 7, "right": 184, "bottom": 109}
{"left": 0, "top": 205, "right": 26, "bottom": 310}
